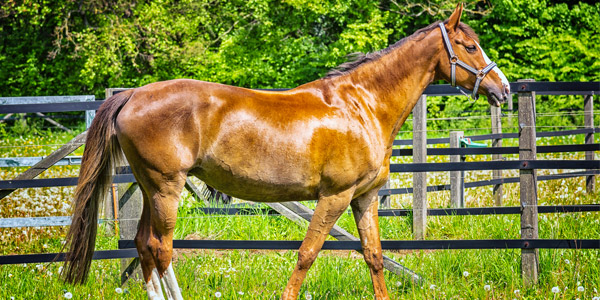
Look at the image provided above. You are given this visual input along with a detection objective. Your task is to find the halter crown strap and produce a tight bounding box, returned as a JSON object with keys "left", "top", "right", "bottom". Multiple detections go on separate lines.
{"left": 438, "top": 23, "right": 497, "bottom": 99}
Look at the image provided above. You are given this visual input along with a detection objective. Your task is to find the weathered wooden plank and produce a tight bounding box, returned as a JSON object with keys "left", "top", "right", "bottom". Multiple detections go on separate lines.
{"left": 0, "top": 95, "right": 96, "bottom": 127}
{"left": 412, "top": 95, "right": 427, "bottom": 239}
{"left": 0, "top": 131, "right": 87, "bottom": 200}
{"left": 0, "top": 156, "right": 82, "bottom": 168}
{"left": 518, "top": 79, "right": 539, "bottom": 287}
{"left": 491, "top": 105, "right": 503, "bottom": 206}
{"left": 118, "top": 182, "right": 143, "bottom": 284}
{"left": 379, "top": 178, "right": 391, "bottom": 208}
{"left": 584, "top": 94, "right": 596, "bottom": 193}
{"left": 0, "top": 95, "right": 95, "bottom": 105}
{"left": 0, "top": 216, "right": 71, "bottom": 228}
{"left": 450, "top": 131, "right": 464, "bottom": 208}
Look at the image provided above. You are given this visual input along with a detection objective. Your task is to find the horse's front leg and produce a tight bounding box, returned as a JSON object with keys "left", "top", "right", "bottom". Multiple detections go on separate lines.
{"left": 350, "top": 189, "right": 390, "bottom": 299}
{"left": 281, "top": 187, "right": 355, "bottom": 300}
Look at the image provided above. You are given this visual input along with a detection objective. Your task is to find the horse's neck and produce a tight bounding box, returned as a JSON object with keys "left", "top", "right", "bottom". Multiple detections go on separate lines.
{"left": 333, "top": 31, "right": 442, "bottom": 145}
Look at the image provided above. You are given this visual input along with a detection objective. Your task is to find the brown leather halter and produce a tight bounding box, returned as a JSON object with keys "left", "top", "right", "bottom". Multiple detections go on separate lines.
{"left": 439, "top": 23, "right": 497, "bottom": 99}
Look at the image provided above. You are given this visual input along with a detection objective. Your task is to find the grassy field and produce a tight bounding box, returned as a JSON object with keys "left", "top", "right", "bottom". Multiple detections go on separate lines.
{"left": 0, "top": 123, "right": 599, "bottom": 299}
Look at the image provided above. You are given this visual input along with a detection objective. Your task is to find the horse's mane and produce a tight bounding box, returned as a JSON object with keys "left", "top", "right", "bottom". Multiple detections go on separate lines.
{"left": 324, "top": 21, "right": 479, "bottom": 79}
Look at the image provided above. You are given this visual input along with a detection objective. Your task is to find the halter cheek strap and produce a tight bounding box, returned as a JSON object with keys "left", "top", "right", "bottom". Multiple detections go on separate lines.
{"left": 439, "top": 23, "right": 497, "bottom": 100}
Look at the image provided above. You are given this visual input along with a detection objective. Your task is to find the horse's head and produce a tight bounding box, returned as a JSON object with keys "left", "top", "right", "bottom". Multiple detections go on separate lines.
{"left": 436, "top": 4, "right": 510, "bottom": 106}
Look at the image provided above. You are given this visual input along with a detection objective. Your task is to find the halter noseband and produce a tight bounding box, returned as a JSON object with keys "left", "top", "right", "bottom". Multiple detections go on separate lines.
{"left": 439, "top": 23, "right": 496, "bottom": 100}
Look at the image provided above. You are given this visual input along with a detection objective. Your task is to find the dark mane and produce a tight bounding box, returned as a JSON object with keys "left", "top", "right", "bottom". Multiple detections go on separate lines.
{"left": 324, "top": 21, "right": 479, "bottom": 78}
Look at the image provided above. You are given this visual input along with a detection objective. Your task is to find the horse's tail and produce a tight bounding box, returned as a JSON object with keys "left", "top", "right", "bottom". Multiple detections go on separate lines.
{"left": 62, "top": 90, "right": 133, "bottom": 284}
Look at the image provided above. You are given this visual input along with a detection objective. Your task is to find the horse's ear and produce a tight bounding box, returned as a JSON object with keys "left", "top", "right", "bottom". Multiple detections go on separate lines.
{"left": 447, "top": 3, "right": 463, "bottom": 33}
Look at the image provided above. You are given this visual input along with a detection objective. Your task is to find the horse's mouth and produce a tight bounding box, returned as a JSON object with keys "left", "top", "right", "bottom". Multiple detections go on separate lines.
{"left": 488, "top": 94, "right": 502, "bottom": 107}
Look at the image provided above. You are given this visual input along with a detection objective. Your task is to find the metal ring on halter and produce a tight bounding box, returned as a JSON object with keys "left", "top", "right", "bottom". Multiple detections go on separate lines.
{"left": 438, "top": 22, "right": 497, "bottom": 99}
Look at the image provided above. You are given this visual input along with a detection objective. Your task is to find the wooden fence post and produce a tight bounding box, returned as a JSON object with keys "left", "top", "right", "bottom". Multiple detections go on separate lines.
{"left": 119, "top": 183, "right": 144, "bottom": 284}
{"left": 518, "top": 79, "right": 539, "bottom": 286}
{"left": 491, "top": 105, "right": 503, "bottom": 206}
{"left": 584, "top": 94, "right": 596, "bottom": 194}
{"left": 413, "top": 95, "right": 427, "bottom": 239}
{"left": 379, "top": 177, "right": 391, "bottom": 208}
{"left": 450, "top": 131, "right": 464, "bottom": 208}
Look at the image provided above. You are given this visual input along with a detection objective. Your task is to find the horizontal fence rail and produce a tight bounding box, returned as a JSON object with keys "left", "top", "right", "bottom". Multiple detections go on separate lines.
{"left": 389, "top": 160, "right": 600, "bottom": 173}
{"left": 392, "top": 143, "right": 600, "bottom": 156}
{"left": 380, "top": 170, "right": 600, "bottom": 196}
{"left": 1, "top": 160, "right": 598, "bottom": 190}
{"left": 1, "top": 239, "right": 597, "bottom": 266}
{"left": 3, "top": 143, "right": 597, "bottom": 168}
{"left": 393, "top": 128, "right": 600, "bottom": 146}
{"left": 4, "top": 205, "right": 598, "bottom": 228}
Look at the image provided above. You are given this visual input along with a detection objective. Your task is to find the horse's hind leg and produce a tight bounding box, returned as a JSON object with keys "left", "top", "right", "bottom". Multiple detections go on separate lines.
{"left": 135, "top": 190, "right": 166, "bottom": 300}
{"left": 281, "top": 187, "right": 355, "bottom": 300}
{"left": 136, "top": 171, "right": 187, "bottom": 300}
{"left": 350, "top": 189, "right": 390, "bottom": 299}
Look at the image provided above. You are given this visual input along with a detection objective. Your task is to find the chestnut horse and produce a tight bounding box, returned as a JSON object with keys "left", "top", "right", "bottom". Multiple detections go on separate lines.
{"left": 63, "top": 4, "right": 509, "bottom": 300}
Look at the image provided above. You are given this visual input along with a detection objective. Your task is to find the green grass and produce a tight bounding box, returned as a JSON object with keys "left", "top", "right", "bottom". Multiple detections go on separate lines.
{"left": 1, "top": 126, "right": 599, "bottom": 299}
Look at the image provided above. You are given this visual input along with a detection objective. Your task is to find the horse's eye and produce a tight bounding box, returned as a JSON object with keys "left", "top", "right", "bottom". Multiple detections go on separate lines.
{"left": 465, "top": 45, "right": 477, "bottom": 53}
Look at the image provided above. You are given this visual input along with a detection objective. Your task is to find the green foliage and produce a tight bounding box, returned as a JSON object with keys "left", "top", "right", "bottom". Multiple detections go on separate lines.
{"left": 0, "top": 0, "right": 598, "bottom": 127}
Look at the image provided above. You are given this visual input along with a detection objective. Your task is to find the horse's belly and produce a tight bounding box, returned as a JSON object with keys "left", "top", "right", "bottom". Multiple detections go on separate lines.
{"left": 191, "top": 155, "right": 320, "bottom": 202}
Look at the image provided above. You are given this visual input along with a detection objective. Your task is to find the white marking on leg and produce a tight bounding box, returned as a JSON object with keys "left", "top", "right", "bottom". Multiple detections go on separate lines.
{"left": 162, "top": 277, "right": 174, "bottom": 300}
{"left": 146, "top": 278, "right": 164, "bottom": 300}
{"left": 162, "top": 263, "right": 184, "bottom": 300}
{"left": 151, "top": 268, "right": 165, "bottom": 300}
{"left": 476, "top": 42, "right": 510, "bottom": 89}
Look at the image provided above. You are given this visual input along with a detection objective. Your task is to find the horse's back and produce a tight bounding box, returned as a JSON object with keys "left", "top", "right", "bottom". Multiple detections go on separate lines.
{"left": 115, "top": 79, "right": 387, "bottom": 201}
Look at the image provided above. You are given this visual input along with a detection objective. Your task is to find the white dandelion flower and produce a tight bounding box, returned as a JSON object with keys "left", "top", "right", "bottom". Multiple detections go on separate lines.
{"left": 565, "top": 259, "right": 570, "bottom": 264}
{"left": 577, "top": 286, "right": 584, "bottom": 292}
{"left": 64, "top": 292, "right": 73, "bottom": 299}
{"left": 430, "top": 284, "right": 437, "bottom": 290}
{"left": 514, "top": 289, "right": 520, "bottom": 294}
{"left": 551, "top": 286, "right": 560, "bottom": 293}
{"left": 463, "top": 271, "right": 469, "bottom": 277}
{"left": 115, "top": 287, "right": 123, "bottom": 294}
{"left": 238, "top": 291, "right": 244, "bottom": 295}
{"left": 484, "top": 285, "right": 491, "bottom": 291}
{"left": 215, "top": 291, "right": 221, "bottom": 298}
{"left": 592, "top": 297, "right": 599, "bottom": 300}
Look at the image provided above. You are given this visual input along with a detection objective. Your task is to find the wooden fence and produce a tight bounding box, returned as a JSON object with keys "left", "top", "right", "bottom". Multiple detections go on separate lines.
{"left": 0, "top": 81, "right": 599, "bottom": 287}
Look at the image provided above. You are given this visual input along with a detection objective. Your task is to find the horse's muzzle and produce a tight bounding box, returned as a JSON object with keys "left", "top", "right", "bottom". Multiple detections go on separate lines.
{"left": 488, "top": 83, "right": 510, "bottom": 107}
